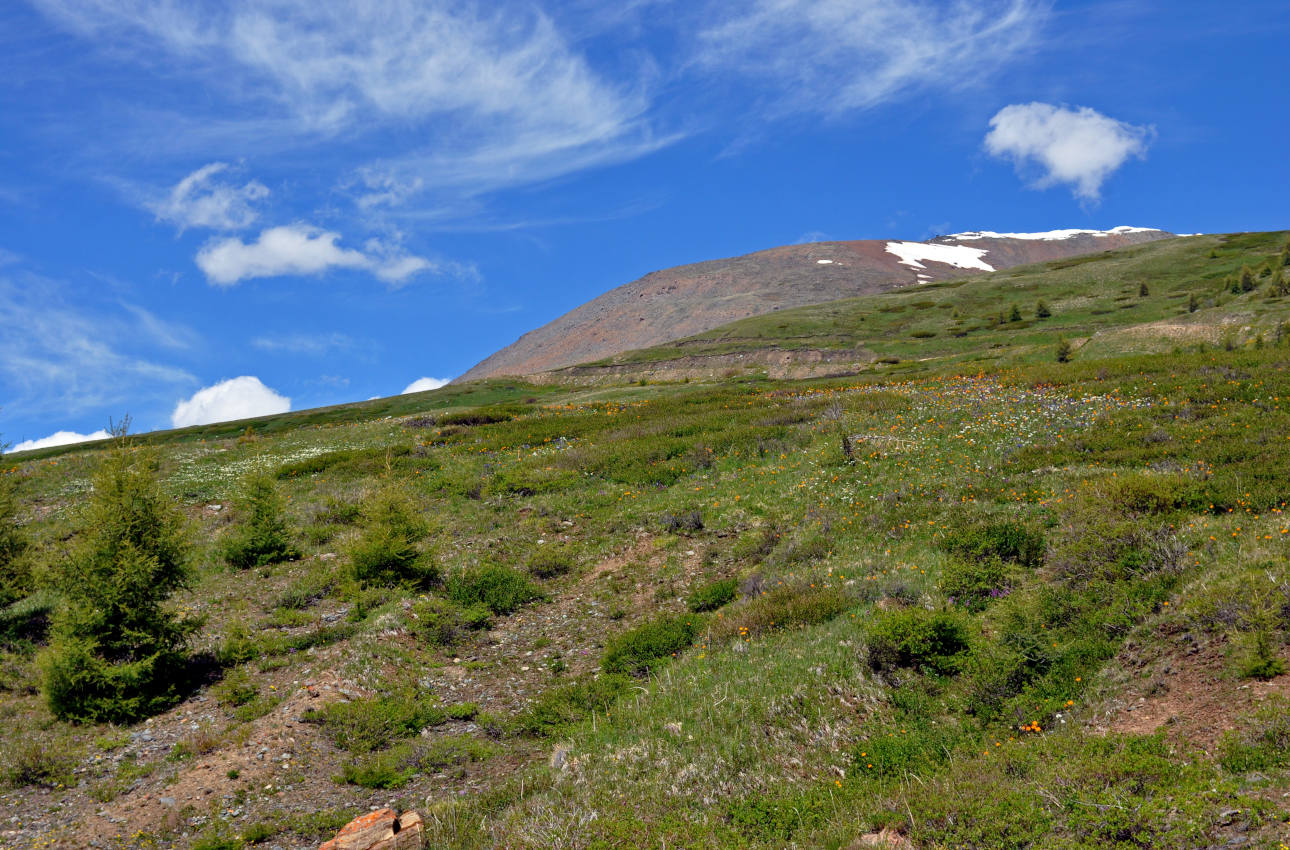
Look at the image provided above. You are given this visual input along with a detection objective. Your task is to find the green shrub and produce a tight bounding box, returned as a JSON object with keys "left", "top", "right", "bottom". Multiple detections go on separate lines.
{"left": 0, "top": 476, "right": 31, "bottom": 608}
{"left": 602, "top": 614, "right": 699, "bottom": 677}
{"left": 446, "top": 564, "right": 542, "bottom": 615}
{"left": 213, "top": 667, "right": 259, "bottom": 707}
{"left": 39, "top": 440, "right": 196, "bottom": 723}
{"left": 337, "top": 735, "right": 492, "bottom": 788}
{"left": 437, "top": 405, "right": 524, "bottom": 427}
{"left": 940, "top": 557, "right": 1011, "bottom": 613}
{"left": 687, "top": 578, "right": 738, "bottom": 613}
{"left": 728, "top": 787, "right": 832, "bottom": 842}
{"left": 220, "top": 472, "right": 299, "bottom": 570}
{"left": 303, "top": 692, "right": 446, "bottom": 753}
{"left": 527, "top": 546, "right": 574, "bottom": 579}
{"left": 659, "top": 510, "right": 704, "bottom": 533}
{"left": 411, "top": 597, "right": 491, "bottom": 646}
{"left": 512, "top": 674, "right": 628, "bottom": 737}
{"left": 0, "top": 735, "right": 78, "bottom": 788}
{"left": 1219, "top": 698, "right": 1290, "bottom": 772}
{"left": 708, "top": 583, "right": 851, "bottom": 643}
{"left": 866, "top": 608, "right": 971, "bottom": 675}
{"left": 942, "top": 520, "right": 1045, "bottom": 568}
{"left": 348, "top": 488, "right": 437, "bottom": 588}
{"left": 855, "top": 720, "right": 960, "bottom": 777}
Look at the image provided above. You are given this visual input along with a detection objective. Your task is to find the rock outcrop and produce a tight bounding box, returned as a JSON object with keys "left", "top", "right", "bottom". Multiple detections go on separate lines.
{"left": 320, "top": 808, "right": 424, "bottom": 850}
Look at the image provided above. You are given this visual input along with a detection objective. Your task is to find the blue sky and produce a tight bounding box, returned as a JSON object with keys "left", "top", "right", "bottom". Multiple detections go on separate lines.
{"left": 2, "top": 0, "right": 1287, "bottom": 450}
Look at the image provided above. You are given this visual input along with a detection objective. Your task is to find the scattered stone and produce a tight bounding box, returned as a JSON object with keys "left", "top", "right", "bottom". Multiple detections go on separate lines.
{"left": 852, "top": 829, "right": 916, "bottom": 849}
{"left": 319, "top": 808, "right": 424, "bottom": 850}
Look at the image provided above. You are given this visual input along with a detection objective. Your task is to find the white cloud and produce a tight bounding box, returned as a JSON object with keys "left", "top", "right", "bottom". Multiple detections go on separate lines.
{"left": 33, "top": 0, "right": 662, "bottom": 200}
{"left": 0, "top": 276, "right": 195, "bottom": 420}
{"left": 170, "top": 376, "right": 290, "bottom": 427}
{"left": 695, "top": 0, "right": 1048, "bottom": 115}
{"left": 8, "top": 429, "right": 112, "bottom": 454}
{"left": 151, "top": 162, "right": 269, "bottom": 231}
{"left": 195, "top": 224, "right": 438, "bottom": 286}
{"left": 402, "top": 377, "right": 450, "bottom": 393}
{"left": 984, "top": 102, "right": 1153, "bottom": 200}
{"left": 251, "top": 332, "right": 355, "bottom": 356}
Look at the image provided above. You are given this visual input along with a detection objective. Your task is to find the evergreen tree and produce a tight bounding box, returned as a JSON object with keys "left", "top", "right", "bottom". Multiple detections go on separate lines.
{"left": 1056, "top": 339, "right": 1073, "bottom": 363}
{"left": 1138, "top": 281, "right": 1150, "bottom": 297}
{"left": 0, "top": 443, "right": 31, "bottom": 608}
{"left": 220, "top": 470, "right": 299, "bottom": 570}
{"left": 1229, "top": 276, "right": 1242, "bottom": 295}
{"left": 1035, "top": 300, "right": 1051, "bottom": 319}
{"left": 39, "top": 431, "right": 195, "bottom": 723}
{"left": 1188, "top": 293, "right": 1199, "bottom": 313}
{"left": 1008, "top": 304, "right": 1022, "bottom": 323}
{"left": 349, "top": 486, "right": 438, "bottom": 588}
{"left": 1240, "top": 266, "right": 1256, "bottom": 292}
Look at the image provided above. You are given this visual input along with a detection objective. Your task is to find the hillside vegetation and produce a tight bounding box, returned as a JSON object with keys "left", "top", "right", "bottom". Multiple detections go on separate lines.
{"left": 581, "top": 231, "right": 1290, "bottom": 374}
{"left": 1, "top": 233, "right": 1289, "bottom": 849}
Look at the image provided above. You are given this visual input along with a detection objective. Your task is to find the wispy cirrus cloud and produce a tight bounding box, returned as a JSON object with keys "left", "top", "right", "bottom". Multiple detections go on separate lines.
{"left": 985, "top": 102, "right": 1153, "bottom": 200}
{"left": 0, "top": 274, "right": 195, "bottom": 421}
{"left": 150, "top": 162, "right": 269, "bottom": 232}
{"left": 30, "top": 0, "right": 662, "bottom": 201}
{"left": 251, "top": 332, "right": 356, "bottom": 357}
{"left": 693, "top": 0, "right": 1050, "bottom": 116}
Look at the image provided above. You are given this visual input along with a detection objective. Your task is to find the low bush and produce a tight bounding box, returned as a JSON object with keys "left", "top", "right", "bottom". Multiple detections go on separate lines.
{"left": 687, "top": 578, "right": 738, "bottom": 613}
{"left": 855, "top": 719, "right": 961, "bottom": 777}
{"left": 660, "top": 510, "right": 704, "bottom": 533}
{"left": 0, "top": 735, "right": 78, "bottom": 789}
{"left": 940, "top": 557, "right": 1011, "bottom": 612}
{"left": 411, "top": 597, "right": 491, "bottom": 646}
{"left": 303, "top": 692, "right": 448, "bottom": 754}
{"left": 527, "top": 546, "right": 574, "bottom": 579}
{"left": 1219, "top": 697, "right": 1290, "bottom": 772}
{"left": 511, "top": 674, "right": 629, "bottom": 737}
{"left": 707, "top": 583, "right": 851, "bottom": 643}
{"left": 942, "top": 520, "right": 1044, "bottom": 568}
{"left": 602, "top": 614, "right": 700, "bottom": 677}
{"left": 213, "top": 667, "right": 258, "bottom": 707}
{"left": 446, "top": 564, "right": 542, "bottom": 615}
{"left": 866, "top": 608, "right": 971, "bottom": 676}
{"left": 337, "top": 735, "right": 492, "bottom": 788}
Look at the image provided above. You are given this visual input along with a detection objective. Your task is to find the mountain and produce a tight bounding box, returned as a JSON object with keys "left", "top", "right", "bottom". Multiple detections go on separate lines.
{"left": 458, "top": 226, "right": 1173, "bottom": 381}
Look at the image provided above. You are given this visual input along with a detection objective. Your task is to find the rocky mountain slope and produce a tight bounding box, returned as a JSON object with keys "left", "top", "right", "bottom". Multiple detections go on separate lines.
{"left": 458, "top": 227, "right": 1172, "bottom": 380}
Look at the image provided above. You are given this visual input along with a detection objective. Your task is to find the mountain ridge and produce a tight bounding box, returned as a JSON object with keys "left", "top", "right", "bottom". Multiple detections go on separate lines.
{"left": 458, "top": 227, "right": 1173, "bottom": 381}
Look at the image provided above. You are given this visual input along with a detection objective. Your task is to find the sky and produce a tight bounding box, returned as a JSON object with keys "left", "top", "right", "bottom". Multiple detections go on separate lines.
{"left": 2, "top": 0, "right": 1288, "bottom": 450}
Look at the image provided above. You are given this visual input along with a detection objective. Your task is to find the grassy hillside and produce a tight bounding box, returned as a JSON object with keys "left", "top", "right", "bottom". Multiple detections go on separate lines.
{"left": 585, "top": 231, "right": 1290, "bottom": 372}
{"left": 1, "top": 233, "right": 1289, "bottom": 849}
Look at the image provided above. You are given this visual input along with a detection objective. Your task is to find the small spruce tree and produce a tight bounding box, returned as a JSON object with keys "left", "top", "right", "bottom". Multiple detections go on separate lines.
{"left": 1188, "top": 293, "right": 1199, "bottom": 313}
{"left": 39, "top": 427, "right": 195, "bottom": 723}
{"left": 1008, "top": 304, "right": 1022, "bottom": 323}
{"left": 1240, "top": 266, "right": 1256, "bottom": 292}
{"left": 349, "top": 487, "right": 438, "bottom": 588}
{"left": 1035, "top": 300, "right": 1051, "bottom": 319}
{"left": 1138, "top": 281, "right": 1150, "bottom": 297}
{"left": 1055, "top": 339, "right": 1073, "bottom": 363}
{"left": 220, "top": 471, "right": 299, "bottom": 570}
{"left": 0, "top": 442, "right": 31, "bottom": 608}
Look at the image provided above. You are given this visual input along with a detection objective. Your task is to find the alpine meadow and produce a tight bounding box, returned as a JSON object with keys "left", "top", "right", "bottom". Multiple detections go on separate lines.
{"left": 3, "top": 232, "right": 1290, "bottom": 848}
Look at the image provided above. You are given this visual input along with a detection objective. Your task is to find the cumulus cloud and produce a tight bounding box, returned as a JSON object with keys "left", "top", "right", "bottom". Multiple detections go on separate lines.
{"left": 8, "top": 429, "right": 111, "bottom": 454}
{"left": 985, "top": 103, "right": 1153, "bottom": 200}
{"left": 402, "top": 377, "right": 450, "bottom": 393}
{"left": 170, "top": 376, "right": 290, "bottom": 427}
{"left": 195, "top": 225, "right": 438, "bottom": 286}
{"left": 151, "top": 162, "right": 269, "bottom": 231}
{"left": 696, "top": 0, "right": 1048, "bottom": 115}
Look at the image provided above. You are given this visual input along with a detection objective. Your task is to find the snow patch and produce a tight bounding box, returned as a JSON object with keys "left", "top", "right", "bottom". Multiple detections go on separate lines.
{"left": 885, "top": 241, "right": 994, "bottom": 272}
{"left": 816, "top": 259, "right": 834, "bottom": 264}
{"left": 947, "top": 226, "right": 1160, "bottom": 241}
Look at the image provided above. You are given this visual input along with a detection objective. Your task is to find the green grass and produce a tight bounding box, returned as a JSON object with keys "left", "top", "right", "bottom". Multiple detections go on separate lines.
{"left": 3, "top": 231, "right": 1290, "bottom": 848}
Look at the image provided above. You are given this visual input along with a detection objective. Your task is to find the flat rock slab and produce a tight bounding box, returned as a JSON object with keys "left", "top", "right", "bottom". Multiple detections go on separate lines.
{"left": 320, "top": 808, "right": 424, "bottom": 850}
